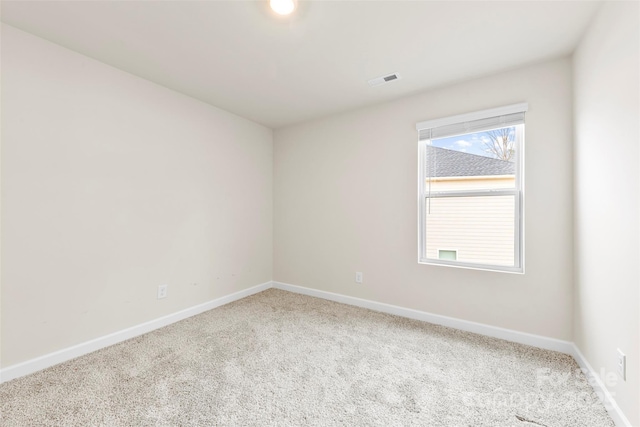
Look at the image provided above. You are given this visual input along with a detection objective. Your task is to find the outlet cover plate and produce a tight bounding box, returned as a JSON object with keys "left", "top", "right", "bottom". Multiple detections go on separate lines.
{"left": 157, "top": 284, "right": 168, "bottom": 299}
{"left": 616, "top": 348, "right": 626, "bottom": 381}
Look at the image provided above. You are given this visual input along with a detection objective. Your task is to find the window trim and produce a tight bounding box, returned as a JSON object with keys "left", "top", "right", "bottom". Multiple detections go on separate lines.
{"left": 416, "top": 103, "right": 528, "bottom": 132}
{"left": 416, "top": 105, "right": 526, "bottom": 274}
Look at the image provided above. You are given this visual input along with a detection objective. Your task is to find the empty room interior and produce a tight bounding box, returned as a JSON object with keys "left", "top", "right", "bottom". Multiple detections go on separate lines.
{"left": 1, "top": 1, "right": 639, "bottom": 426}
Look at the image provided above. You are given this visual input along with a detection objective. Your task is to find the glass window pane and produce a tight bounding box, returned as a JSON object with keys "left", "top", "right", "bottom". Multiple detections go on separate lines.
{"left": 438, "top": 250, "right": 457, "bottom": 261}
{"left": 426, "top": 126, "right": 516, "bottom": 192}
{"left": 426, "top": 195, "right": 515, "bottom": 267}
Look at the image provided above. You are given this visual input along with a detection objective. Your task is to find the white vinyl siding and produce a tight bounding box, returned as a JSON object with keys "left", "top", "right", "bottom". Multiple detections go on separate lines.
{"left": 426, "top": 195, "right": 515, "bottom": 266}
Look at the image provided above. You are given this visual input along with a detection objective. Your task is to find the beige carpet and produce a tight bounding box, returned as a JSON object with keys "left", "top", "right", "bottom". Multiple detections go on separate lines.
{"left": 0, "top": 289, "right": 614, "bottom": 426}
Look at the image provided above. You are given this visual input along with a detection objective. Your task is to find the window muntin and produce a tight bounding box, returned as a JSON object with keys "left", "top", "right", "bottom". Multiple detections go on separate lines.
{"left": 417, "top": 104, "right": 526, "bottom": 273}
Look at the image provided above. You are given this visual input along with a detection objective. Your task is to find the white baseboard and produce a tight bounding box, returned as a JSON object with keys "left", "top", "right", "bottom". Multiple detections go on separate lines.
{"left": 0, "top": 281, "right": 272, "bottom": 384}
{"left": 1, "top": 279, "right": 631, "bottom": 427}
{"left": 570, "top": 345, "right": 633, "bottom": 427}
{"left": 272, "top": 281, "right": 574, "bottom": 354}
{"left": 272, "top": 281, "right": 632, "bottom": 427}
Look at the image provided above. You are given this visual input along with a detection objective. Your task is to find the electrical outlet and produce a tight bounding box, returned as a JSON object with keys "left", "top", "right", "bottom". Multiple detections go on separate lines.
{"left": 157, "top": 284, "right": 168, "bottom": 299}
{"left": 355, "top": 272, "right": 363, "bottom": 284}
{"left": 616, "top": 349, "right": 626, "bottom": 381}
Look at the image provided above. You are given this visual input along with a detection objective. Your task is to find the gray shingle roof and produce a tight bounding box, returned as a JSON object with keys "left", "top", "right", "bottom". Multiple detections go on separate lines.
{"left": 425, "top": 146, "right": 515, "bottom": 178}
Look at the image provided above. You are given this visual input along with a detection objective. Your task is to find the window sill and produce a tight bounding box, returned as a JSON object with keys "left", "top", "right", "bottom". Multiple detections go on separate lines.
{"left": 418, "top": 259, "right": 524, "bottom": 274}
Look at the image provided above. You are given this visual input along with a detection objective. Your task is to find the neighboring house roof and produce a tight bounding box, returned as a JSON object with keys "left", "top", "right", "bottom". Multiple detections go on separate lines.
{"left": 426, "top": 145, "right": 515, "bottom": 178}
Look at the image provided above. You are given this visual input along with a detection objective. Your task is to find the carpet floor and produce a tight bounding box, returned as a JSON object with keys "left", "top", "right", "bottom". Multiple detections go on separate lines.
{"left": 0, "top": 289, "right": 614, "bottom": 426}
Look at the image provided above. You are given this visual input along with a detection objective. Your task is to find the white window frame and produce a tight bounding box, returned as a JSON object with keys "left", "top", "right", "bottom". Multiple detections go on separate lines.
{"left": 416, "top": 103, "right": 527, "bottom": 274}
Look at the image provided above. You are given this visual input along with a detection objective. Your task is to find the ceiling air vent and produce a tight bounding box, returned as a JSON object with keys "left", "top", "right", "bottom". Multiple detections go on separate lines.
{"left": 368, "top": 72, "right": 402, "bottom": 87}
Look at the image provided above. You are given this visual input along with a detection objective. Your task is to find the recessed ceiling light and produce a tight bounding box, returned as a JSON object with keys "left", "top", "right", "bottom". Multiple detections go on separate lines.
{"left": 270, "top": 0, "right": 295, "bottom": 15}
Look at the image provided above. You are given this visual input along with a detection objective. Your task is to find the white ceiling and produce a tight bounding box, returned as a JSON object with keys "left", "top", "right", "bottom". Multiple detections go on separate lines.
{"left": 1, "top": 1, "right": 600, "bottom": 129}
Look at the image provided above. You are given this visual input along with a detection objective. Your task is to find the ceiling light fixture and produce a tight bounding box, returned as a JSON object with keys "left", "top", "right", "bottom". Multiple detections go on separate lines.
{"left": 270, "top": 0, "right": 295, "bottom": 15}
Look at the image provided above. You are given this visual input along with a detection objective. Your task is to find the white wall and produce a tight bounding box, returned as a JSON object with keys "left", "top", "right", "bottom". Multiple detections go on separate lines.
{"left": 573, "top": 2, "right": 640, "bottom": 425}
{"left": 274, "top": 58, "right": 574, "bottom": 340}
{"left": 4, "top": 7, "right": 637, "bottom": 422}
{"left": 0, "top": 25, "right": 273, "bottom": 368}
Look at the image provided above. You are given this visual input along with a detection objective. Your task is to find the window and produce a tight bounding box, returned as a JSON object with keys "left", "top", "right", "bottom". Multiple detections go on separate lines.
{"left": 416, "top": 103, "right": 526, "bottom": 273}
{"left": 438, "top": 250, "right": 457, "bottom": 261}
